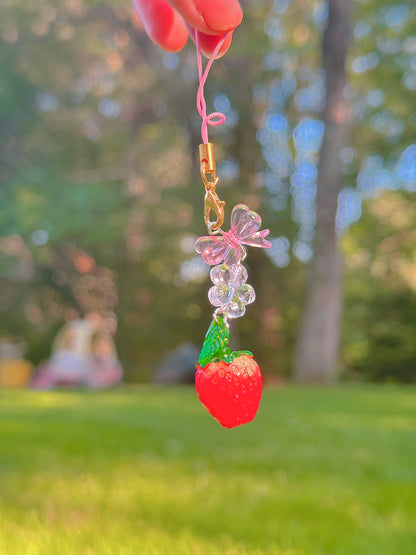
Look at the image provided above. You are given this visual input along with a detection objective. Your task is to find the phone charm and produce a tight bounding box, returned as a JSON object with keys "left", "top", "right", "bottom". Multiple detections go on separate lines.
{"left": 193, "top": 32, "right": 272, "bottom": 428}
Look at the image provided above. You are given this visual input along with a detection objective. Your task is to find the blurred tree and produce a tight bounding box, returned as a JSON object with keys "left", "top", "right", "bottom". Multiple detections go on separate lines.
{"left": 294, "top": 0, "right": 352, "bottom": 383}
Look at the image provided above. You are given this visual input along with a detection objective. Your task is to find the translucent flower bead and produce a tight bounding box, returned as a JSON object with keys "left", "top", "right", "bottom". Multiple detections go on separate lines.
{"left": 208, "top": 263, "right": 255, "bottom": 319}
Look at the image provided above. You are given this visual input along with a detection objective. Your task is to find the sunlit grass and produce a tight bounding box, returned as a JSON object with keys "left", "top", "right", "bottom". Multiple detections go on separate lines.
{"left": 0, "top": 386, "right": 415, "bottom": 554}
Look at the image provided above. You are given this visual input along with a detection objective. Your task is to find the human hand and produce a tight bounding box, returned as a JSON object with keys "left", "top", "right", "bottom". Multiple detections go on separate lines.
{"left": 132, "top": 0, "right": 242, "bottom": 58}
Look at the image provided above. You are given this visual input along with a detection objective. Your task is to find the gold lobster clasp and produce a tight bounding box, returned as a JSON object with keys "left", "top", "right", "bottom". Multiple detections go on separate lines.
{"left": 204, "top": 189, "right": 225, "bottom": 231}
{"left": 199, "top": 142, "right": 225, "bottom": 232}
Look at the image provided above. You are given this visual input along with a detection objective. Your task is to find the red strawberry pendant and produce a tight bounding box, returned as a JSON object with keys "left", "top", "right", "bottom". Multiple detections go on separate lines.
{"left": 196, "top": 355, "right": 262, "bottom": 428}
{"left": 195, "top": 317, "right": 262, "bottom": 428}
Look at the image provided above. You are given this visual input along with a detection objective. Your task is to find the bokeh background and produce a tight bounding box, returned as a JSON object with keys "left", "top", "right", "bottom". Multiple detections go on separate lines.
{"left": 1, "top": 0, "right": 416, "bottom": 384}
{"left": 1, "top": 2, "right": 416, "bottom": 554}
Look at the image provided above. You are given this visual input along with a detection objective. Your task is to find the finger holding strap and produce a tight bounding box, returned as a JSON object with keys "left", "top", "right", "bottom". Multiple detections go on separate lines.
{"left": 188, "top": 26, "right": 233, "bottom": 59}
{"left": 168, "top": 0, "right": 243, "bottom": 35}
{"left": 133, "top": 0, "right": 188, "bottom": 53}
{"left": 172, "top": 0, "right": 241, "bottom": 58}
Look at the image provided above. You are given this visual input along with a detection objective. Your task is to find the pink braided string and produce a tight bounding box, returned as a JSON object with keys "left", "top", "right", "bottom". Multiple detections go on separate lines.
{"left": 196, "top": 31, "right": 229, "bottom": 144}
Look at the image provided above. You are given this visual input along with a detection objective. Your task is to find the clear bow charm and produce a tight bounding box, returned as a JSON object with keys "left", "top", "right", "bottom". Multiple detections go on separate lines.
{"left": 195, "top": 204, "right": 271, "bottom": 266}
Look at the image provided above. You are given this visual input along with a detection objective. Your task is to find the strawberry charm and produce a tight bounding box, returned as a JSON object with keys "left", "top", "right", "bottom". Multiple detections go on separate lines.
{"left": 195, "top": 316, "right": 263, "bottom": 429}
{"left": 189, "top": 37, "right": 271, "bottom": 428}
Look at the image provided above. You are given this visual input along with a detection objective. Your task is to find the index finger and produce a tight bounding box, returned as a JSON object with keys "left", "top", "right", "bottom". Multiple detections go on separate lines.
{"left": 168, "top": 0, "right": 243, "bottom": 35}
{"left": 133, "top": 0, "right": 189, "bottom": 52}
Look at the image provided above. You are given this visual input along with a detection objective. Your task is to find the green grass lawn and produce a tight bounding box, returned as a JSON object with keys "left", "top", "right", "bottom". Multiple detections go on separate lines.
{"left": 0, "top": 386, "right": 415, "bottom": 555}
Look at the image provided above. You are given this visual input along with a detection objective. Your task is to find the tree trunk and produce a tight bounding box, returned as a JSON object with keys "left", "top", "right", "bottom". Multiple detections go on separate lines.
{"left": 294, "top": 0, "right": 352, "bottom": 383}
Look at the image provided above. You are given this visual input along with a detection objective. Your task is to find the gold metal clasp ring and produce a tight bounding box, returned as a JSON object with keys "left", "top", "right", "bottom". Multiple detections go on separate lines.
{"left": 199, "top": 143, "right": 216, "bottom": 180}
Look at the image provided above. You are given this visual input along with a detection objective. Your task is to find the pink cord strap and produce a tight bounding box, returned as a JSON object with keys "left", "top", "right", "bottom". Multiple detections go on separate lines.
{"left": 196, "top": 31, "right": 229, "bottom": 144}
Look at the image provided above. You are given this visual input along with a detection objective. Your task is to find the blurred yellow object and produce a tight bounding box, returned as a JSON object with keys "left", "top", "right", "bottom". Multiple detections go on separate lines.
{"left": 0, "top": 359, "right": 33, "bottom": 388}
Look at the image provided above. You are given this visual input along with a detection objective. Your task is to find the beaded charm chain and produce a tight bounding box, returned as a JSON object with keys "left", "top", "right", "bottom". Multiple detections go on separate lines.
{"left": 193, "top": 33, "right": 271, "bottom": 429}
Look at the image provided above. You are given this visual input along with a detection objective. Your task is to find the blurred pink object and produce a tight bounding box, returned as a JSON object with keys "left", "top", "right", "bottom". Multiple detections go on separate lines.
{"left": 32, "top": 317, "right": 122, "bottom": 390}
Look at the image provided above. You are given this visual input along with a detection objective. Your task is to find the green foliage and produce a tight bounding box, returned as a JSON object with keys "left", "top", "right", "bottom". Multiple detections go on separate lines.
{"left": 345, "top": 290, "right": 416, "bottom": 382}
{"left": 0, "top": 387, "right": 415, "bottom": 554}
{"left": 342, "top": 191, "right": 416, "bottom": 382}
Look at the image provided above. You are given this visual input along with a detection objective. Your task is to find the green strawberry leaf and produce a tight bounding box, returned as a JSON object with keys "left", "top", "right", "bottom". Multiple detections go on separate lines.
{"left": 198, "top": 317, "right": 253, "bottom": 366}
